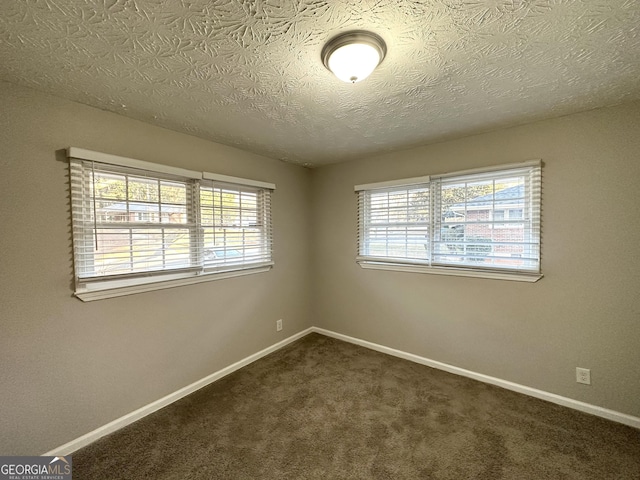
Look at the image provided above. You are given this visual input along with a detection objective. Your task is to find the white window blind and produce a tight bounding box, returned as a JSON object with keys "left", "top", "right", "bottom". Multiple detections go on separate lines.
{"left": 68, "top": 149, "right": 275, "bottom": 299}
{"left": 200, "top": 180, "right": 273, "bottom": 271}
{"left": 70, "top": 160, "right": 199, "bottom": 281}
{"left": 356, "top": 161, "right": 541, "bottom": 278}
{"left": 357, "top": 184, "right": 431, "bottom": 265}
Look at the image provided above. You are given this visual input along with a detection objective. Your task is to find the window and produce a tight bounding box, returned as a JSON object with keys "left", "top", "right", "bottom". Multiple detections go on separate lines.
{"left": 199, "top": 175, "right": 273, "bottom": 272}
{"left": 508, "top": 209, "right": 523, "bottom": 220}
{"left": 355, "top": 161, "right": 541, "bottom": 281}
{"left": 69, "top": 148, "right": 274, "bottom": 300}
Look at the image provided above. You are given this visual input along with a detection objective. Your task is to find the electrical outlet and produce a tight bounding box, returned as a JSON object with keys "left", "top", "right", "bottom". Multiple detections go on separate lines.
{"left": 276, "top": 319, "right": 283, "bottom": 332}
{"left": 576, "top": 367, "right": 591, "bottom": 385}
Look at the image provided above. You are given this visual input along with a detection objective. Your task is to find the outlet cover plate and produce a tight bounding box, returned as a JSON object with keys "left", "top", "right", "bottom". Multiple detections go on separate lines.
{"left": 576, "top": 367, "right": 591, "bottom": 385}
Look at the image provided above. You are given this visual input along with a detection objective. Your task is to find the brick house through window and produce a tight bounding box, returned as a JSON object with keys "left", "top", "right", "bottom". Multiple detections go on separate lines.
{"left": 442, "top": 184, "right": 529, "bottom": 268}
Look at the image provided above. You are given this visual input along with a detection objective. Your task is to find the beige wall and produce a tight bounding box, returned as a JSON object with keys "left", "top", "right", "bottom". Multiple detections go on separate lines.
{"left": 0, "top": 81, "right": 313, "bottom": 455}
{"left": 311, "top": 101, "right": 640, "bottom": 419}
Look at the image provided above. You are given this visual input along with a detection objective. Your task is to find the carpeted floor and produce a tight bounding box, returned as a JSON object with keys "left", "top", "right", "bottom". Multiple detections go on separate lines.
{"left": 73, "top": 333, "right": 640, "bottom": 479}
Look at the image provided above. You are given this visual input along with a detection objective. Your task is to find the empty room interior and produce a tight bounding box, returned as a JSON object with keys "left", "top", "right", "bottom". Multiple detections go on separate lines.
{"left": 1, "top": 1, "right": 640, "bottom": 479}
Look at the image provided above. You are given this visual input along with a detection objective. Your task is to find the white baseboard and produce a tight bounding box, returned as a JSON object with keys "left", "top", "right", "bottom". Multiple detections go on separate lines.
{"left": 43, "top": 327, "right": 314, "bottom": 456}
{"left": 311, "top": 327, "right": 640, "bottom": 430}
{"left": 44, "top": 325, "right": 638, "bottom": 455}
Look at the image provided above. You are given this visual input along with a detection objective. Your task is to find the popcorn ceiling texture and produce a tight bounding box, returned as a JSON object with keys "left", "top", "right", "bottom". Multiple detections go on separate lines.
{"left": 1, "top": 0, "right": 639, "bottom": 166}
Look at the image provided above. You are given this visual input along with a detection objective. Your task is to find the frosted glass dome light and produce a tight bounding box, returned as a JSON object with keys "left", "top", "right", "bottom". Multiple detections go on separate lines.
{"left": 322, "top": 31, "right": 387, "bottom": 84}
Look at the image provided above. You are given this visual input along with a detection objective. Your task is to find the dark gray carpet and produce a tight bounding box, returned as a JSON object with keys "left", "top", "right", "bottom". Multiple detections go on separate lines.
{"left": 73, "top": 333, "right": 640, "bottom": 479}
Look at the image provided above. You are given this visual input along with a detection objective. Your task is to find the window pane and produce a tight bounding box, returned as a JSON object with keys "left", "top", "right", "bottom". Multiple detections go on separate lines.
{"left": 160, "top": 181, "right": 186, "bottom": 204}
{"left": 93, "top": 172, "right": 126, "bottom": 200}
{"left": 128, "top": 177, "right": 159, "bottom": 202}
{"left": 508, "top": 209, "right": 523, "bottom": 220}
{"left": 129, "top": 201, "right": 160, "bottom": 222}
{"left": 160, "top": 205, "right": 187, "bottom": 224}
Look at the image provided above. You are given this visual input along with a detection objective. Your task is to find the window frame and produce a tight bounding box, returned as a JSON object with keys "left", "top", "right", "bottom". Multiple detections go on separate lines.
{"left": 355, "top": 161, "right": 542, "bottom": 283}
{"left": 68, "top": 148, "right": 275, "bottom": 301}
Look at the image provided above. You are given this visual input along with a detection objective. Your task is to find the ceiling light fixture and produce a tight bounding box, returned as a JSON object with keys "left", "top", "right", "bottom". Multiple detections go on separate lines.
{"left": 321, "top": 31, "right": 387, "bottom": 84}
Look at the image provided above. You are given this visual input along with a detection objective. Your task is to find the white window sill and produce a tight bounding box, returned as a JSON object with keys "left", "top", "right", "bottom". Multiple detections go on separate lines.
{"left": 358, "top": 261, "right": 542, "bottom": 283}
{"left": 75, "top": 265, "right": 272, "bottom": 302}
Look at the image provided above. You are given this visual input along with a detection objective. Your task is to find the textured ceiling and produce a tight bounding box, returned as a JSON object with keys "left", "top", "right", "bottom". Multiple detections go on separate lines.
{"left": 1, "top": 1, "right": 639, "bottom": 167}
